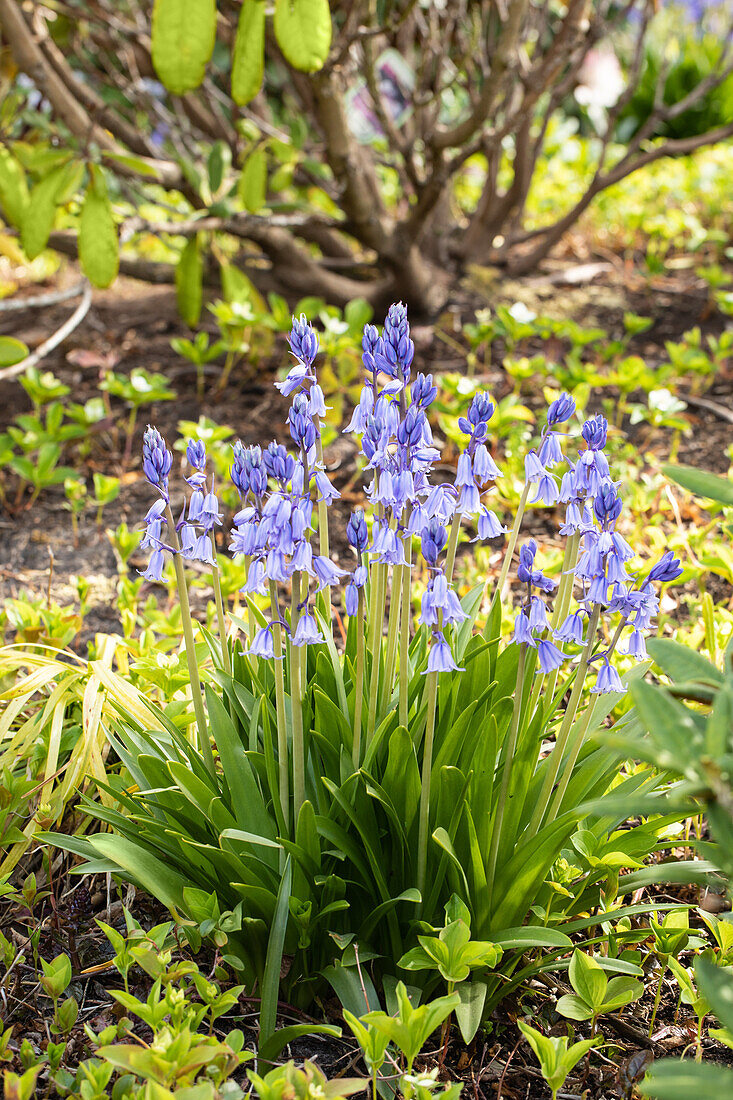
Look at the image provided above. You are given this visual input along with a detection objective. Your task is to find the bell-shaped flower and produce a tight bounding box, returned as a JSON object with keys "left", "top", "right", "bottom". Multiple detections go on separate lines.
{"left": 292, "top": 611, "right": 324, "bottom": 647}
{"left": 537, "top": 639, "right": 565, "bottom": 673}
{"left": 425, "top": 632, "right": 463, "bottom": 674}
{"left": 591, "top": 658, "right": 625, "bottom": 695}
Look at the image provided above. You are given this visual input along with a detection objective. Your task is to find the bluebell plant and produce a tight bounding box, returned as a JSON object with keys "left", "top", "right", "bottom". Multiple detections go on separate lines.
{"left": 138, "top": 303, "right": 682, "bottom": 899}
{"left": 59, "top": 301, "right": 690, "bottom": 1022}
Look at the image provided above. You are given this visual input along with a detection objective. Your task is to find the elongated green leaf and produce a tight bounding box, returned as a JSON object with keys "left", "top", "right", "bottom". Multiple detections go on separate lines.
{"left": 239, "top": 148, "right": 267, "bottom": 213}
{"left": 455, "top": 979, "right": 487, "bottom": 1045}
{"left": 21, "top": 160, "right": 80, "bottom": 259}
{"left": 79, "top": 165, "right": 118, "bottom": 288}
{"left": 206, "top": 688, "right": 276, "bottom": 843}
{"left": 232, "top": 0, "right": 266, "bottom": 105}
{"left": 151, "top": 0, "right": 216, "bottom": 94}
{"left": 639, "top": 1059, "right": 733, "bottom": 1098}
{"left": 618, "top": 860, "right": 718, "bottom": 893}
{"left": 258, "top": 1023, "right": 341, "bottom": 1064}
{"left": 274, "top": 0, "right": 332, "bottom": 73}
{"left": 176, "top": 235, "right": 203, "bottom": 327}
{"left": 0, "top": 337, "right": 28, "bottom": 368}
{"left": 494, "top": 927, "right": 572, "bottom": 950}
{"left": 323, "top": 960, "right": 381, "bottom": 1016}
{"left": 0, "top": 146, "right": 29, "bottom": 227}
{"left": 631, "top": 680, "right": 703, "bottom": 771}
{"left": 646, "top": 637, "right": 723, "bottom": 687}
{"left": 696, "top": 958, "right": 733, "bottom": 1033}
{"left": 662, "top": 463, "right": 733, "bottom": 507}
{"left": 87, "top": 833, "right": 188, "bottom": 912}
{"left": 259, "top": 855, "right": 291, "bottom": 1048}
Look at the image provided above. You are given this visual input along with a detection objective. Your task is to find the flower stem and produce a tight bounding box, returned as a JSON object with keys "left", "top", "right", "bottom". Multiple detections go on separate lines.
{"left": 547, "top": 617, "right": 625, "bottom": 820}
{"left": 353, "top": 585, "right": 366, "bottom": 767}
{"left": 269, "top": 581, "right": 290, "bottom": 832}
{"left": 526, "top": 603, "right": 602, "bottom": 837}
{"left": 648, "top": 963, "right": 666, "bottom": 1038}
{"left": 380, "top": 566, "right": 401, "bottom": 714}
{"left": 486, "top": 643, "right": 527, "bottom": 896}
{"left": 290, "top": 570, "right": 306, "bottom": 825}
{"left": 165, "top": 504, "right": 214, "bottom": 776}
{"left": 399, "top": 540, "right": 413, "bottom": 729}
{"left": 527, "top": 531, "right": 580, "bottom": 718}
{"left": 314, "top": 424, "right": 331, "bottom": 623}
{"left": 209, "top": 532, "right": 231, "bottom": 676}
{"left": 366, "top": 562, "right": 386, "bottom": 747}
{"left": 444, "top": 511, "right": 462, "bottom": 583}
{"left": 494, "top": 482, "right": 531, "bottom": 603}
{"left": 416, "top": 667, "right": 438, "bottom": 906}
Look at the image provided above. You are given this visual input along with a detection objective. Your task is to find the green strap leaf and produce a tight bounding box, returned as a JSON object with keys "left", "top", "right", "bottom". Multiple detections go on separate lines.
{"left": 238, "top": 148, "right": 268, "bottom": 213}
{"left": 176, "top": 235, "right": 204, "bottom": 327}
{"left": 0, "top": 146, "right": 29, "bottom": 228}
{"left": 274, "top": 0, "right": 332, "bottom": 73}
{"left": 87, "top": 833, "right": 188, "bottom": 912}
{"left": 79, "top": 165, "right": 119, "bottom": 289}
{"left": 21, "top": 160, "right": 82, "bottom": 260}
{"left": 639, "top": 1059, "right": 733, "bottom": 1098}
{"left": 646, "top": 637, "right": 723, "bottom": 686}
{"left": 151, "top": 0, "right": 217, "bottom": 94}
{"left": 662, "top": 462, "right": 733, "bottom": 507}
{"left": 232, "top": 0, "right": 266, "bottom": 105}
{"left": 258, "top": 1023, "right": 341, "bottom": 1065}
{"left": 259, "top": 855, "right": 292, "bottom": 1048}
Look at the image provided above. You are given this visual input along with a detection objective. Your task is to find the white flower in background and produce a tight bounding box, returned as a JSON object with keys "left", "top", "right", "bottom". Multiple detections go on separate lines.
{"left": 508, "top": 301, "right": 537, "bottom": 324}
{"left": 575, "top": 48, "right": 625, "bottom": 133}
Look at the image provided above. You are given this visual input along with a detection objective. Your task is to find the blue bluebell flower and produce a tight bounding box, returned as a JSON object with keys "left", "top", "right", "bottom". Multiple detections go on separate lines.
{"left": 314, "top": 470, "right": 340, "bottom": 504}
{"left": 309, "top": 383, "right": 328, "bottom": 417}
{"left": 419, "top": 572, "right": 467, "bottom": 627}
{"left": 376, "top": 302, "right": 414, "bottom": 387}
{"left": 555, "top": 610, "right": 586, "bottom": 644}
{"left": 528, "top": 596, "right": 549, "bottom": 632}
{"left": 288, "top": 392, "right": 318, "bottom": 451}
{"left": 275, "top": 359, "right": 310, "bottom": 398}
{"left": 620, "top": 628, "right": 647, "bottom": 659}
{"left": 246, "top": 624, "right": 280, "bottom": 660}
{"left": 511, "top": 611, "right": 535, "bottom": 646}
{"left": 291, "top": 539, "right": 313, "bottom": 574}
{"left": 185, "top": 439, "right": 207, "bottom": 487}
{"left": 411, "top": 372, "right": 438, "bottom": 409}
{"left": 531, "top": 469, "right": 559, "bottom": 506}
{"left": 421, "top": 518, "right": 448, "bottom": 567}
{"left": 591, "top": 658, "right": 625, "bottom": 695}
{"left": 476, "top": 508, "right": 506, "bottom": 540}
{"left": 648, "top": 551, "right": 683, "bottom": 584}
{"left": 425, "top": 632, "right": 463, "bottom": 674}
{"left": 142, "top": 547, "right": 166, "bottom": 582}
{"left": 346, "top": 510, "right": 368, "bottom": 555}
{"left": 242, "top": 557, "right": 267, "bottom": 595}
{"left": 292, "top": 610, "right": 324, "bottom": 647}
{"left": 288, "top": 314, "right": 319, "bottom": 367}
{"left": 312, "top": 555, "right": 346, "bottom": 590}
{"left": 263, "top": 442, "right": 296, "bottom": 484}
{"left": 547, "top": 393, "right": 576, "bottom": 427}
{"left": 537, "top": 638, "right": 565, "bottom": 673}
{"left": 142, "top": 426, "right": 173, "bottom": 496}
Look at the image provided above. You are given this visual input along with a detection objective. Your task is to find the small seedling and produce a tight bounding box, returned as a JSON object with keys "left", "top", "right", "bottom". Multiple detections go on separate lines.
{"left": 556, "top": 949, "right": 643, "bottom": 1034}
{"left": 518, "top": 1021, "right": 600, "bottom": 1100}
